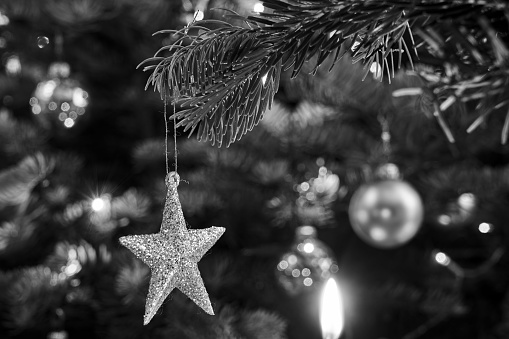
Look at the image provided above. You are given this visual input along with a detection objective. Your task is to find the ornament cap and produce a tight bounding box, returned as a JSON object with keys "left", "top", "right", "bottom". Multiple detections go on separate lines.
{"left": 296, "top": 225, "right": 316, "bottom": 238}
{"left": 375, "top": 163, "right": 400, "bottom": 180}
{"left": 48, "top": 61, "right": 71, "bottom": 78}
{"left": 166, "top": 171, "right": 180, "bottom": 187}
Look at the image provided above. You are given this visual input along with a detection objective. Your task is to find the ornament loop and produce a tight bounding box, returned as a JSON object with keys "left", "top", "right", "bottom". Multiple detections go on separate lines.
{"left": 167, "top": 171, "right": 180, "bottom": 187}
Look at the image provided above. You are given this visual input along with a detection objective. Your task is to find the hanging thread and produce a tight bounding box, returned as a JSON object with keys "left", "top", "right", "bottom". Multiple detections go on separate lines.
{"left": 164, "top": 10, "right": 200, "bottom": 177}
{"left": 173, "top": 95, "right": 178, "bottom": 173}
{"left": 378, "top": 114, "right": 391, "bottom": 160}
{"left": 164, "top": 92, "right": 169, "bottom": 174}
{"left": 165, "top": 11, "right": 201, "bottom": 178}
{"left": 163, "top": 91, "right": 179, "bottom": 175}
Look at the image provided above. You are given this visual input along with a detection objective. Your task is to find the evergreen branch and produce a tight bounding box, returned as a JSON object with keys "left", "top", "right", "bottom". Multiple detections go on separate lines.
{"left": 0, "top": 219, "right": 36, "bottom": 256}
{"left": 4, "top": 267, "right": 66, "bottom": 332}
{"left": 143, "top": 0, "right": 509, "bottom": 146}
{"left": 144, "top": 24, "right": 283, "bottom": 147}
{"left": 115, "top": 257, "right": 149, "bottom": 305}
{"left": 0, "top": 153, "right": 53, "bottom": 207}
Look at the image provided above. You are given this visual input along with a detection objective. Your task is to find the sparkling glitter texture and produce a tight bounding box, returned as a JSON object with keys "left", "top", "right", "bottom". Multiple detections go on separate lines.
{"left": 119, "top": 172, "right": 225, "bottom": 325}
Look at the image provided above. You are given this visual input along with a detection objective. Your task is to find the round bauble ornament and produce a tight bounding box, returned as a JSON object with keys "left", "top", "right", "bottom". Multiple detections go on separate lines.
{"left": 349, "top": 179, "right": 423, "bottom": 249}
{"left": 276, "top": 226, "right": 338, "bottom": 296}
{"left": 30, "top": 62, "right": 89, "bottom": 131}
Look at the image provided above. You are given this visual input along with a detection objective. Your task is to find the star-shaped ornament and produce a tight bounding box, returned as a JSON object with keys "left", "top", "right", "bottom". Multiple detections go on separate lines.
{"left": 119, "top": 172, "right": 225, "bottom": 325}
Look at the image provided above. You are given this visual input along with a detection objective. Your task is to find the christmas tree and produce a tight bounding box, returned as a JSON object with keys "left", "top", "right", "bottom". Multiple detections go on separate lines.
{"left": 0, "top": 1, "right": 508, "bottom": 339}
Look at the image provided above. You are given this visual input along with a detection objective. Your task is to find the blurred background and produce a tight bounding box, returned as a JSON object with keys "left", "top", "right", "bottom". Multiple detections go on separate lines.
{"left": 1, "top": 1, "right": 509, "bottom": 339}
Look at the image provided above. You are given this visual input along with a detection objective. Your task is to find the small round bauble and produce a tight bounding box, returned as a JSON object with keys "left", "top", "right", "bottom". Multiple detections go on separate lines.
{"left": 348, "top": 180, "right": 423, "bottom": 249}
{"left": 30, "top": 62, "right": 89, "bottom": 131}
{"left": 276, "top": 226, "right": 338, "bottom": 296}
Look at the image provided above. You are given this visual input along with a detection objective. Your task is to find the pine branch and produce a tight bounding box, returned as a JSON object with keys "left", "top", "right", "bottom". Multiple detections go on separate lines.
{"left": 111, "top": 188, "right": 151, "bottom": 220}
{"left": 4, "top": 267, "right": 66, "bottom": 332}
{"left": 115, "top": 256, "right": 149, "bottom": 306}
{"left": 0, "top": 153, "right": 53, "bottom": 208}
{"left": 141, "top": 0, "right": 411, "bottom": 146}
{"left": 143, "top": 0, "right": 508, "bottom": 146}
{"left": 143, "top": 25, "right": 283, "bottom": 147}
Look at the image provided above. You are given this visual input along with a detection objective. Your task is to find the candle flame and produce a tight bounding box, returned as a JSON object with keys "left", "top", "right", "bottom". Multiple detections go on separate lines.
{"left": 320, "top": 278, "right": 344, "bottom": 339}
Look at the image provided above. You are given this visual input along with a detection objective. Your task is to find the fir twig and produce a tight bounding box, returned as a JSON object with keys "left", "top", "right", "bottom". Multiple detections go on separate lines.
{"left": 142, "top": 0, "right": 509, "bottom": 146}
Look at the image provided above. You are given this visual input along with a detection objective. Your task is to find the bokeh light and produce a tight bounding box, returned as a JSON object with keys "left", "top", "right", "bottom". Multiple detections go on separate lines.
{"left": 37, "top": 36, "right": 50, "bottom": 48}
{"left": 253, "top": 2, "right": 265, "bottom": 13}
{"left": 478, "top": 222, "right": 492, "bottom": 234}
{"left": 434, "top": 252, "right": 451, "bottom": 266}
{"left": 91, "top": 197, "right": 105, "bottom": 212}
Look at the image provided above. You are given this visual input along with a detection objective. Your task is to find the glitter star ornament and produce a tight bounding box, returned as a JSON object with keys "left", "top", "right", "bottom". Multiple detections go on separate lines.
{"left": 119, "top": 172, "right": 225, "bottom": 325}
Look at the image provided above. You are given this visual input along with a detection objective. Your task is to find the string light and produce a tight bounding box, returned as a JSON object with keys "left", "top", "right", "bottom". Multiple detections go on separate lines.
{"left": 457, "top": 193, "right": 476, "bottom": 210}
{"left": 437, "top": 214, "right": 452, "bottom": 226}
{"left": 434, "top": 251, "right": 451, "bottom": 266}
{"left": 64, "top": 118, "right": 75, "bottom": 128}
{"left": 5, "top": 55, "right": 21, "bottom": 76}
{"left": 89, "top": 194, "right": 114, "bottom": 232}
{"left": 478, "top": 222, "right": 492, "bottom": 234}
{"left": 91, "top": 197, "right": 106, "bottom": 211}
{"left": 303, "top": 242, "right": 315, "bottom": 253}
{"left": 433, "top": 247, "right": 504, "bottom": 280}
{"left": 253, "top": 2, "right": 265, "bottom": 13}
